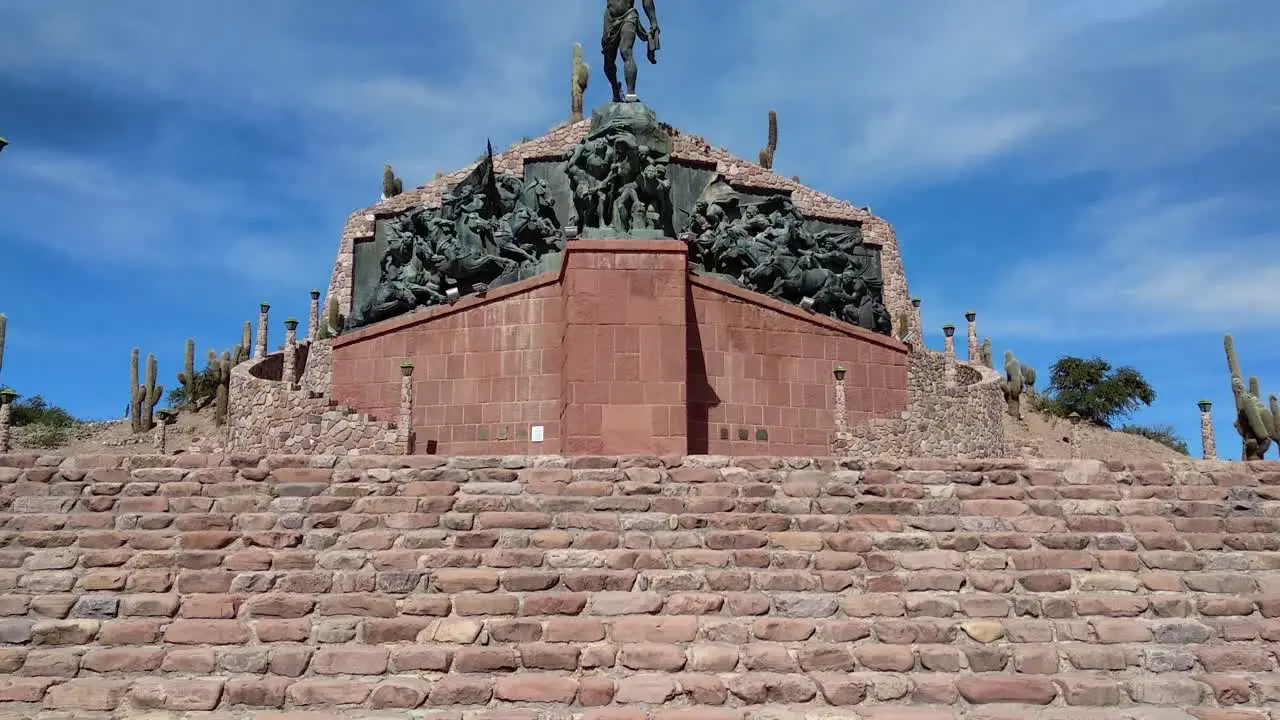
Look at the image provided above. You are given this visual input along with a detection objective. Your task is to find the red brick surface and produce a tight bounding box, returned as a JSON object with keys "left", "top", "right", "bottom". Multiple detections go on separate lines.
{"left": 333, "top": 244, "right": 908, "bottom": 456}
{"left": 688, "top": 278, "right": 908, "bottom": 456}
{"left": 332, "top": 276, "right": 564, "bottom": 455}
{"left": 561, "top": 240, "right": 689, "bottom": 456}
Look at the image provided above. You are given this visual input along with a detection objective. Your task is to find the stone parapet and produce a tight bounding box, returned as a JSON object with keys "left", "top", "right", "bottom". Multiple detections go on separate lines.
{"left": 0, "top": 453, "right": 1275, "bottom": 716}
{"left": 841, "top": 350, "right": 1005, "bottom": 458}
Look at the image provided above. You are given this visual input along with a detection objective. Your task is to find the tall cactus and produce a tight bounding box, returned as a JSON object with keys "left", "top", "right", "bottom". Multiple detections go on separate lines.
{"left": 0, "top": 313, "right": 6, "bottom": 380}
{"left": 176, "top": 338, "right": 195, "bottom": 408}
{"left": 979, "top": 338, "right": 993, "bottom": 369}
{"left": 570, "top": 42, "right": 590, "bottom": 122}
{"left": 316, "top": 296, "right": 343, "bottom": 340}
{"left": 758, "top": 109, "right": 778, "bottom": 170}
{"left": 241, "top": 321, "right": 252, "bottom": 352}
{"left": 382, "top": 163, "right": 403, "bottom": 199}
{"left": 1224, "top": 334, "right": 1276, "bottom": 459}
{"left": 1020, "top": 364, "right": 1037, "bottom": 395}
{"left": 1002, "top": 351, "right": 1024, "bottom": 420}
{"left": 211, "top": 351, "right": 231, "bottom": 426}
{"left": 130, "top": 349, "right": 163, "bottom": 433}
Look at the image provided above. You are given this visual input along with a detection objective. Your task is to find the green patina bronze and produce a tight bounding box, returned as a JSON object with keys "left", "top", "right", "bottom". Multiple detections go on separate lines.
{"left": 601, "top": 0, "right": 660, "bottom": 103}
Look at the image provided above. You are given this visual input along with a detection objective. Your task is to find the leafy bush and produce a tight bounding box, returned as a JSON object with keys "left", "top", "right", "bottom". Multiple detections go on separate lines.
{"left": 8, "top": 394, "right": 79, "bottom": 428}
{"left": 1120, "top": 423, "right": 1190, "bottom": 456}
{"left": 166, "top": 365, "right": 219, "bottom": 411}
{"left": 1044, "top": 356, "right": 1156, "bottom": 427}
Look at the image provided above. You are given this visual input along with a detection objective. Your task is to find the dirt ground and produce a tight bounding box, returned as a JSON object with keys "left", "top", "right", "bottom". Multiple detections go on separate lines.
{"left": 1001, "top": 406, "right": 1189, "bottom": 462}
{"left": 9, "top": 403, "right": 1192, "bottom": 462}
{"left": 9, "top": 407, "right": 224, "bottom": 455}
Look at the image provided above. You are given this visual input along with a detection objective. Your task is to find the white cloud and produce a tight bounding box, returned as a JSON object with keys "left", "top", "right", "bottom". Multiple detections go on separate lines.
{"left": 708, "top": 0, "right": 1280, "bottom": 193}
{"left": 988, "top": 189, "right": 1280, "bottom": 338}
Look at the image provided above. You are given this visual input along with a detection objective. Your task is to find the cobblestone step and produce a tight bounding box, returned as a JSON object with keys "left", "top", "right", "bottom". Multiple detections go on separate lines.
{"left": 0, "top": 455, "right": 1276, "bottom": 715}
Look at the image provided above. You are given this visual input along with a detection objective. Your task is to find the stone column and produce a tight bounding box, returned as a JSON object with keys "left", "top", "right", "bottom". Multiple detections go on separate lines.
{"left": 153, "top": 410, "right": 172, "bottom": 454}
{"left": 308, "top": 290, "right": 321, "bottom": 340}
{"left": 965, "top": 311, "right": 978, "bottom": 362}
{"left": 0, "top": 388, "right": 15, "bottom": 453}
{"left": 1198, "top": 400, "right": 1217, "bottom": 460}
{"left": 942, "top": 324, "right": 957, "bottom": 387}
{"left": 561, "top": 239, "right": 689, "bottom": 455}
{"left": 832, "top": 366, "right": 849, "bottom": 438}
{"left": 283, "top": 319, "right": 299, "bottom": 389}
{"left": 254, "top": 303, "right": 270, "bottom": 360}
{"left": 398, "top": 362, "right": 415, "bottom": 454}
{"left": 911, "top": 297, "right": 922, "bottom": 349}
{"left": 1068, "top": 412, "right": 1082, "bottom": 459}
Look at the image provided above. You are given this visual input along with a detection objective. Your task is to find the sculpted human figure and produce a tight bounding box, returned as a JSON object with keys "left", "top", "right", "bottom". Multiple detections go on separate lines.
{"left": 601, "top": 0, "right": 660, "bottom": 102}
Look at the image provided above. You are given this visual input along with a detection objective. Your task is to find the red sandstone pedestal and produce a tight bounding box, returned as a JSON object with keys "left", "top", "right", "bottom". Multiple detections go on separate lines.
{"left": 330, "top": 237, "right": 909, "bottom": 456}
{"left": 560, "top": 239, "right": 689, "bottom": 455}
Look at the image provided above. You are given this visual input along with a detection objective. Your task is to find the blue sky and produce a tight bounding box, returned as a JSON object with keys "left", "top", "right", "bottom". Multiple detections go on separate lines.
{"left": 1, "top": 1, "right": 1278, "bottom": 458}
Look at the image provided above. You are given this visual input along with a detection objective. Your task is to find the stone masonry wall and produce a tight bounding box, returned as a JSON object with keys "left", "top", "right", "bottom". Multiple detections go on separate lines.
{"left": 227, "top": 342, "right": 397, "bottom": 456}
{"left": 840, "top": 351, "right": 1006, "bottom": 459}
{"left": 0, "top": 452, "right": 1278, "bottom": 718}
{"left": 688, "top": 278, "right": 909, "bottom": 457}
{"left": 326, "top": 122, "right": 912, "bottom": 346}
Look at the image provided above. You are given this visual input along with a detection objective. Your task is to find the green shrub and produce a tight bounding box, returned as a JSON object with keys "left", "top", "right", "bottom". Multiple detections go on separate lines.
{"left": 8, "top": 394, "right": 79, "bottom": 428}
{"left": 166, "top": 365, "right": 219, "bottom": 411}
{"left": 1044, "top": 356, "right": 1156, "bottom": 427}
{"left": 22, "top": 422, "right": 72, "bottom": 449}
{"left": 1119, "top": 423, "right": 1190, "bottom": 455}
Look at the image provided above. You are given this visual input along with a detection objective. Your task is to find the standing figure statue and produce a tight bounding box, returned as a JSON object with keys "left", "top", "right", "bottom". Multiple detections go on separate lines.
{"left": 601, "top": 0, "right": 660, "bottom": 103}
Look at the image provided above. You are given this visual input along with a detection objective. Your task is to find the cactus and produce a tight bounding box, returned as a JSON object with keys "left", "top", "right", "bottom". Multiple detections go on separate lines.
{"left": 570, "top": 42, "right": 590, "bottom": 122}
{"left": 241, "top": 321, "right": 252, "bottom": 352}
{"left": 175, "top": 337, "right": 195, "bottom": 407}
{"left": 893, "top": 310, "right": 910, "bottom": 343}
{"left": 979, "top": 338, "right": 993, "bottom": 369}
{"left": 1002, "top": 351, "right": 1024, "bottom": 420}
{"left": 316, "top": 296, "right": 343, "bottom": 340}
{"left": 381, "top": 163, "right": 403, "bottom": 199}
{"left": 758, "top": 109, "right": 778, "bottom": 170}
{"left": 1020, "top": 364, "right": 1037, "bottom": 395}
{"left": 1224, "top": 333, "right": 1277, "bottom": 460}
{"left": 0, "top": 313, "right": 6, "bottom": 380}
{"left": 130, "top": 350, "right": 163, "bottom": 433}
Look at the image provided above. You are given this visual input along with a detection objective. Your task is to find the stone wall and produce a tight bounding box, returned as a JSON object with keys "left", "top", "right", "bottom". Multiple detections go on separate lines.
{"left": 688, "top": 277, "right": 908, "bottom": 457}
{"left": 325, "top": 121, "right": 913, "bottom": 346}
{"left": 331, "top": 277, "right": 564, "bottom": 456}
{"left": 840, "top": 351, "right": 1006, "bottom": 459}
{"left": 227, "top": 342, "right": 398, "bottom": 456}
{"left": 0, "top": 452, "right": 1277, "bottom": 718}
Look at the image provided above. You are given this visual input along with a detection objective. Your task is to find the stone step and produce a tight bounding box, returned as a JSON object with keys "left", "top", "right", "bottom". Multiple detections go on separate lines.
{"left": 0, "top": 456, "right": 1277, "bottom": 714}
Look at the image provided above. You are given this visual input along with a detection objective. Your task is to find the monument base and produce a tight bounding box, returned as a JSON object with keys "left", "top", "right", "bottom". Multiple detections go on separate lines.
{"left": 581, "top": 227, "right": 668, "bottom": 240}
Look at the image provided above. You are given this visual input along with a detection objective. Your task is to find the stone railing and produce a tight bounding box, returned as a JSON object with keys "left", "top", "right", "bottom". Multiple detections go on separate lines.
{"left": 0, "top": 453, "right": 1276, "bottom": 716}
{"left": 839, "top": 348, "right": 1005, "bottom": 458}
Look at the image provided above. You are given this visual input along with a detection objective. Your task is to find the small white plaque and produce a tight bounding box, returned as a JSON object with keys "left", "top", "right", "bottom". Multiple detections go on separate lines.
{"left": 530, "top": 425, "right": 545, "bottom": 443}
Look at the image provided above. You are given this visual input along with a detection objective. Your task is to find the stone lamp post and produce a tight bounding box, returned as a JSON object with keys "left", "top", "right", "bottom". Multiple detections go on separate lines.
{"left": 832, "top": 366, "right": 849, "bottom": 437}
{"left": 397, "top": 362, "right": 415, "bottom": 454}
{"left": 308, "top": 290, "right": 321, "bottom": 339}
{"left": 0, "top": 387, "right": 16, "bottom": 453}
{"left": 964, "top": 311, "right": 978, "bottom": 362}
{"left": 154, "top": 409, "right": 175, "bottom": 454}
{"left": 1198, "top": 400, "right": 1217, "bottom": 460}
{"left": 254, "top": 303, "right": 270, "bottom": 360}
{"left": 283, "top": 319, "right": 299, "bottom": 390}
{"left": 942, "top": 324, "right": 956, "bottom": 387}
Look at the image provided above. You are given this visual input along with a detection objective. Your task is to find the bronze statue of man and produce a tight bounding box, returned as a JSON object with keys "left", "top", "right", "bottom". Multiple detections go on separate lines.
{"left": 601, "top": 0, "right": 659, "bottom": 103}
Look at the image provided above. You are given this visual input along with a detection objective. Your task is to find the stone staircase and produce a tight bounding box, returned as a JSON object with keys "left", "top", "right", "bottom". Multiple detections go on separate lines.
{"left": 0, "top": 453, "right": 1277, "bottom": 718}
